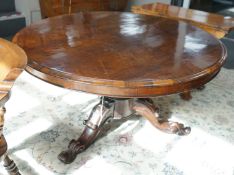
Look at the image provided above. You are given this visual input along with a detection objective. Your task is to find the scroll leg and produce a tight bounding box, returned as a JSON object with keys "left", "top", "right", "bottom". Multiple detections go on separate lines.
{"left": 58, "top": 99, "right": 114, "bottom": 164}
{"left": 0, "top": 107, "right": 20, "bottom": 175}
{"left": 132, "top": 99, "right": 191, "bottom": 136}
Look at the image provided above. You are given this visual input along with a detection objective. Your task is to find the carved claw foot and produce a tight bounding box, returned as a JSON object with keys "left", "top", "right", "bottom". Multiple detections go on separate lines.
{"left": 133, "top": 99, "right": 191, "bottom": 136}
{"left": 58, "top": 139, "right": 85, "bottom": 164}
{"left": 58, "top": 127, "right": 99, "bottom": 164}
{"left": 58, "top": 98, "right": 114, "bottom": 164}
{"left": 58, "top": 149, "right": 75, "bottom": 164}
{"left": 158, "top": 121, "right": 191, "bottom": 135}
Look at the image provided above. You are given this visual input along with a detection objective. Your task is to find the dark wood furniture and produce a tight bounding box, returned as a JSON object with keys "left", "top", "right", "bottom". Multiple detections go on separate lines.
{"left": 132, "top": 2, "right": 234, "bottom": 39}
{"left": 39, "top": 0, "right": 128, "bottom": 18}
{"left": 13, "top": 12, "right": 226, "bottom": 164}
{"left": 132, "top": 2, "right": 234, "bottom": 100}
{"left": 0, "top": 38, "right": 27, "bottom": 175}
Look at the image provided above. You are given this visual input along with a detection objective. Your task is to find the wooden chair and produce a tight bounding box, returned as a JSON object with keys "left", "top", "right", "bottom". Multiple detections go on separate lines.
{"left": 0, "top": 38, "right": 27, "bottom": 175}
{"left": 132, "top": 2, "right": 234, "bottom": 100}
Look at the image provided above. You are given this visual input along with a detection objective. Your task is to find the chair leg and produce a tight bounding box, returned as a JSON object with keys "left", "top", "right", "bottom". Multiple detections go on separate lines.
{"left": 3, "top": 155, "right": 20, "bottom": 175}
{"left": 0, "top": 107, "right": 20, "bottom": 175}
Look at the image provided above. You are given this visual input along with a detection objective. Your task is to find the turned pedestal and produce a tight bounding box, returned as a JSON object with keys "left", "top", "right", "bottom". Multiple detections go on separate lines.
{"left": 58, "top": 97, "right": 191, "bottom": 164}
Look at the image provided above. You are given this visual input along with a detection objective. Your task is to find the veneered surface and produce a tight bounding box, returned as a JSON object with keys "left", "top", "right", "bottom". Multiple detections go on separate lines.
{"left": 132, "top": 3, "right": 234, "bottom": 35}
{"left": 13, "top": 12, "right": 226, "bottom": 97}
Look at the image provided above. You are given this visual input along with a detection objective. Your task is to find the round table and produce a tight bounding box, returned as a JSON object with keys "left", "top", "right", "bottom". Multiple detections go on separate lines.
{"left": 13, "top": 12, "right": 227, "bottom": 164}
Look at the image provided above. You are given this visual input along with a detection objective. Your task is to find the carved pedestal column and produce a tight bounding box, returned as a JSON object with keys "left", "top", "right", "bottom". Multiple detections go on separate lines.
{"left": 58, "top": 97, "right": 191, "bottom": 164}
{"left": 0, "top": 107, "right": 20, "bottom": 175}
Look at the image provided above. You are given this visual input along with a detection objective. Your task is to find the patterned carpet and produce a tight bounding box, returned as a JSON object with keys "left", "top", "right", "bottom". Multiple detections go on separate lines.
{"left": 0, "top": 68, "right": 234, "bottom": 175}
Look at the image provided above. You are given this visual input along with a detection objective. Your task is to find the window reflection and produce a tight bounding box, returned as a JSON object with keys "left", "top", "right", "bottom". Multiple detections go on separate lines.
{"left": 120, "top": 14, "right": 146, "bottom": 36}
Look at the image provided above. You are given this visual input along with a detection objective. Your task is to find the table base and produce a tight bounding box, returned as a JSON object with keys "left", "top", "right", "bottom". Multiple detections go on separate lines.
{"left": 58, "top": 97, "right": 191, "bottom": 164}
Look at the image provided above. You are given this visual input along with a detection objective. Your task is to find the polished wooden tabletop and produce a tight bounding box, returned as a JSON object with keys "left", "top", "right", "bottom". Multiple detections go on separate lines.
{"left": 132, "top": 3, "right": 234, "bottom": 38}
{"left": 13, "top": 12, "right": 226, "bottom": 98}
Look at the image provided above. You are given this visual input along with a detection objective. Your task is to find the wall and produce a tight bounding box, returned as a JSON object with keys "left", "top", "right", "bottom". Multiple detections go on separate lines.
{"left": 129, "top": 0, "right": 171, "bottom": 6}
{"left": 15, "top": 0, "right": 41, "bottom": 25}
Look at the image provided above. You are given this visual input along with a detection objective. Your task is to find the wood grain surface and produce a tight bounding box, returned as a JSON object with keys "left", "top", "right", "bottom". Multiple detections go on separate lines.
{"left": 13, "top": 12, "right": 226, "bottom": 98}
{"left": 132, "top": 3, "right": 234, "bottom": 38}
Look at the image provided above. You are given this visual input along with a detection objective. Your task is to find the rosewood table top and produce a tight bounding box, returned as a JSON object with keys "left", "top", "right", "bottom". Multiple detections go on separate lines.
{"left": 13, "top": 12, "right": 226, "bottom": 98}
{"left": 132, "top": 3, "right": 234, "bottom": 38}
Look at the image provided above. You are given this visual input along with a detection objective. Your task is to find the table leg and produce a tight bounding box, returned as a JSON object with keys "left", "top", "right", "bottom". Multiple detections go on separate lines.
{"left": 58, "top": 97, "right": 115, "bottom": 164}
{"left": 132, "top": 99, "right": 191, "bottom": 135}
